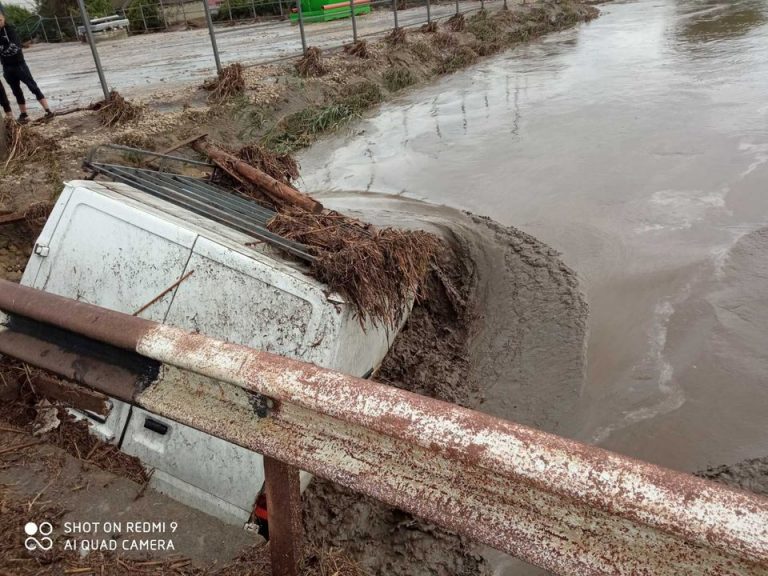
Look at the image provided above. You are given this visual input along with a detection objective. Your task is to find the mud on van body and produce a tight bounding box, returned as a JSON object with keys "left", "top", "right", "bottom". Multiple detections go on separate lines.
{"left": 10, "top": 180, "right": 406, "bottom": 525}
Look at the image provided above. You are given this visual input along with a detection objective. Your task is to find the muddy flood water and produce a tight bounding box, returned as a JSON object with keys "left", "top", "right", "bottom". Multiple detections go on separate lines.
{"left": 300, "top": 0, "right": 768, "bottom": 475}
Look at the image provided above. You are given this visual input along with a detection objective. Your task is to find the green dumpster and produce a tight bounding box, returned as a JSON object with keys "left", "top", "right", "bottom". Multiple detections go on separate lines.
{"left": 289, "top": 0, "right": 371, "bottom": 23}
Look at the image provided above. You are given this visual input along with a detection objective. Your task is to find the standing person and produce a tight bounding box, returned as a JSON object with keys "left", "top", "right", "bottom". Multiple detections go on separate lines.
{"left": 0, "top": 12, "right": 53, "bottom": 123}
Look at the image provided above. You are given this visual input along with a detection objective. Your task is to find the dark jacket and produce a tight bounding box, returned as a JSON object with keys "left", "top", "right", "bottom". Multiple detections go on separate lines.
{"left": 0, "top": 25, "right": 25, "bottom": 68}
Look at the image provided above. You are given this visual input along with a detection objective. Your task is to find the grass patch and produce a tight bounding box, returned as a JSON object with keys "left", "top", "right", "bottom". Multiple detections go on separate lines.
{"left": 467, "top": 10, "right": 494, "bottom": 33}
{"left": 385, "top": 26, "right": 407, "bottom": 46}
{"left": 263, "top": 105, "right": 353, "bottom": 152}
{"left": 446, "top": 12, "right": 465, "bottom": 31}
{"left": 467, "top": 10, "right": 505, "bottom": 55}
{"left": 383, "top": 65, "right": 416, "bottom": 92}
{"left": 439, "top": 45, "right": 478, "bottom": 73}
{"left": 342, "top": 79, "right": 383, "bottom": 110}
{"left": 433, "top": 30, "right": 458, "bottom": 50}
{"left": 408, "top": 38, "right": 437, "bottom": 62}
{"left": 264, "top": 81, "right": 382, "bottom": 153}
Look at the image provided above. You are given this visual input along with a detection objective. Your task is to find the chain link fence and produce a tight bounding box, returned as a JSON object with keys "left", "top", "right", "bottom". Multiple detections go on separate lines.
{"left": 26, "top": 0, "right": 476, "bottom": 41}
{"left": 22, "top": 0, "right": 493, "bottom": 104}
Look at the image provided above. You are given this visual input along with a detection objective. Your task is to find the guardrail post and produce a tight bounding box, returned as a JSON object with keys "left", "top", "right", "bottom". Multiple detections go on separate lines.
{"left": 202, "top": 0, "right": 222, "bottom": 73}
{"left": 296, "top": 0, "right": 307, "bottom": 55}
{"left": 349, "top": 0, "right": 357, "bottom": 42}
{"left": 264, "top": 456, "right": 303, "bottom": 576}
{"left": 76, "top": 0, "right": 110, "bottom": 100}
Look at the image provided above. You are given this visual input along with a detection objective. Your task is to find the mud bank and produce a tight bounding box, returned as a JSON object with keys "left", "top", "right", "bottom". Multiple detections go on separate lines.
{"left": 301, "top": 193, "right": 588, "bottom": 575}
{"left": 339, "top": 194, "right": 589, "bottom": 432}
{"left": 698, "top": 457, "right": 768, "bottom": 498}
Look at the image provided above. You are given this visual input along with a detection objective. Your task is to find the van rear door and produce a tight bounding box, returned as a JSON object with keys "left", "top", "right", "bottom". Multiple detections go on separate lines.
{"left": 21, "top": 184, "right": 198, "bottom": 441}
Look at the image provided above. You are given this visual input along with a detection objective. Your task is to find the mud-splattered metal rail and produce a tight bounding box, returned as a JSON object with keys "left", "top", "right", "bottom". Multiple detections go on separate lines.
{"left": 0, "top": 279, "right": 766, "bottom": 576}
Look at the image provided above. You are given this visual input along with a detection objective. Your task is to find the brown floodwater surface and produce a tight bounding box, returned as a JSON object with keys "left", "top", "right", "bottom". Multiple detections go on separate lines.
{"left": 300, "top": 0, "right": 768, "bottom": 474}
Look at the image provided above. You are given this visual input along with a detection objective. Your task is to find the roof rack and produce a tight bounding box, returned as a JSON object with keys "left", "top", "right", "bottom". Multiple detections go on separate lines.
{"left": 84, "top": 145, "right": 315, "bottom": 263}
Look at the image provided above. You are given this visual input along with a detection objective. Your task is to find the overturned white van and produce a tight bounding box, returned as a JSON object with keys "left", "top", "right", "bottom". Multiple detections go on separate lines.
{"left": 14, "top": 170, "right": 404, "bottom": 526}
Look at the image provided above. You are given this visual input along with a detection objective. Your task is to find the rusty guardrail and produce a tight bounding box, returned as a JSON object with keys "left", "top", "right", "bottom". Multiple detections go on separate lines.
{"left": 0, "top": 279, "right": 767, "bottom": 576}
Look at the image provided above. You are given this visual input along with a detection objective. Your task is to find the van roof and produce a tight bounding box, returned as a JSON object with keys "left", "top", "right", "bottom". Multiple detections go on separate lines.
{"left": 83, "top": 163, "right": 315, "bottom": 262}
{"left": 64, "top": 179, "right": 321, "bottom": 281}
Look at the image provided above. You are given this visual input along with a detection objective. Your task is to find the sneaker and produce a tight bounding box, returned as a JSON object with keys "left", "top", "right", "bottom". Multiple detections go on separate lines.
{"left": 43, "top": 110, "right": 54, "bottom": 120}
{"left": 17, "top": 113, "right": 29, "bottom": 124}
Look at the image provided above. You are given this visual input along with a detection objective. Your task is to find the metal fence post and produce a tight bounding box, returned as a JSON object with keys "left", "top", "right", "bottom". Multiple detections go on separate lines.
{"left": 202, "top": 0, "right": 222, "bottom": 73}
{"left": 41, "top": 19, "right": 49, "bottom": 43}
{"left": 455, "top": 0, "right": 459, "bottom": 15}
{"left": 250, "top": 0, "right": 256, "bottom": 20}
{"left": 54, "top": 15, "right": 63, "bottom": 41}
{"left": 264, "top": 456, "right": 303, "bottom": 576}
{"left": 296, "top": 0, "right": 307, "bottom": 55}
{"left": 139, "top": 4, "right": 148, "bottom": 31}
{"left": 76, "top": 0, "right": 110, "bottom": 100}
{"left": 180, "top": 1, "right": 188, "bottom": 26}
{"left": 278, "top": 0, "right": 284, "bottom": 16}
{"left": 425, "top": 0, "right": 431, "bottom": 24}
{"left": 70, "top": 14, "right": 77, "bottom": 38}
{"left": 392, "top": 0, "right": 398, "bottom": 28}
{"left": 349, "top": 0, "right": 357, "bottom": 42}
{"left": 159, "top": 0, "right": 169, "bottom": 29}
{"left": 227, "top": 0, "right": 233, "bottom": 22}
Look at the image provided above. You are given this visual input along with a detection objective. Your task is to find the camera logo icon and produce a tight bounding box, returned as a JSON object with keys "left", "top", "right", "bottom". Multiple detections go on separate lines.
{"left": 24, "top": 521, "right": 53, "bottom": 552}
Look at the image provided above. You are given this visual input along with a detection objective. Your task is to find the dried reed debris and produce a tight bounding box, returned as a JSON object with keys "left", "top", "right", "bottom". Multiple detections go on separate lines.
{"left": 268, "top": 207, "right": 441, "bottom": 327}
{"left": 203, "top": 63, "right": 246, "bottom": 103}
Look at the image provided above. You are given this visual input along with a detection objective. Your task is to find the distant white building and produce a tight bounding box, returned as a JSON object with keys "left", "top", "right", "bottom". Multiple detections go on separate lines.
{"left": 1, "top": 0, "right": 37, "bottom": 10}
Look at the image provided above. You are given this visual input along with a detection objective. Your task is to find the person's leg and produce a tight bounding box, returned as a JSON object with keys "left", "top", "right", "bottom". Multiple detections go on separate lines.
{"left": 0, "top": 80, "right": 12, "bottom": 118}
{"left": 19, "top": 64, "right": 50, "bottom": 115}
{"left": 5, "top": 68, "right": 27, "bottom": 120}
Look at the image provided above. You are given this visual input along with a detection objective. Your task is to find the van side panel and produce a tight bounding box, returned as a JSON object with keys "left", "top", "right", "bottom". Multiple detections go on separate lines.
{"left": 164, "top": 237, "right": 333, "bottom": 360}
